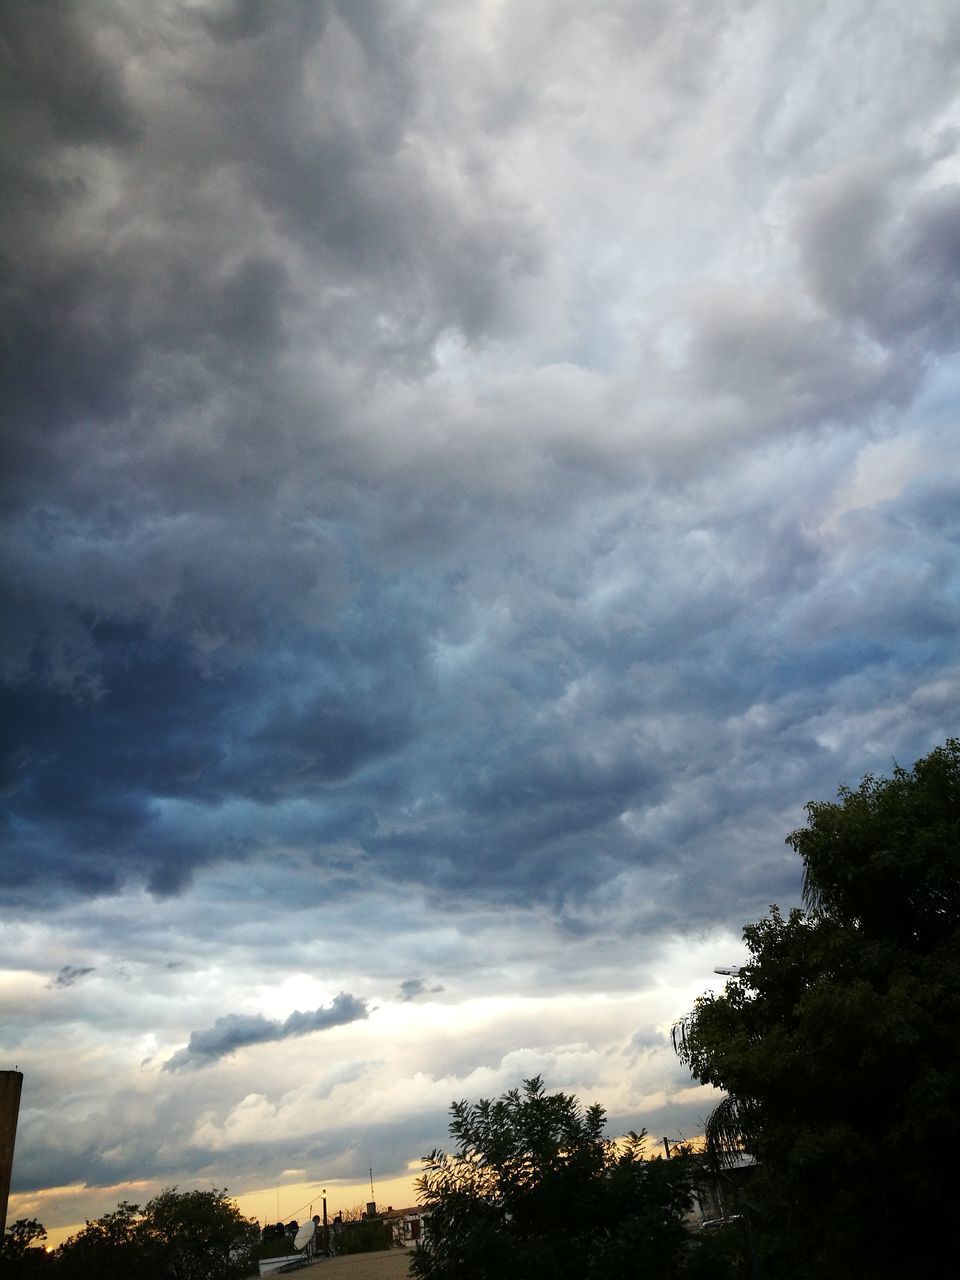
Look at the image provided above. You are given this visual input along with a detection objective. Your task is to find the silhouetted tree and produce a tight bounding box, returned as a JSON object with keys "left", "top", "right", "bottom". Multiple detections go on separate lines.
{"left": 54, "top": 1188, "right": 258, "bottom": 1280}
{"left": 674, "top": 739, "right": 960, "bottom": 1279}
{"left": 337, "top": 1220, "right": 392, "bottom": 1255}
{"left": 0, "top": 1219, "right": 49, "bottom": 1277}
{"left": 143, "top": 1187, "right": 259, "bottom": 1279}
{"left": 53, "top": 1202, "right": 143, "bottom": 1280}
{"left": 339, "top": 1203, "right": 367, "bottom": 1222}
{"left": 412, "top": 1076, "right": 696, "bottom": 1280}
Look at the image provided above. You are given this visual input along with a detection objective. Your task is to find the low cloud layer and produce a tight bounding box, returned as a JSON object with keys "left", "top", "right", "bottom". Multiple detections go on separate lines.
{"left": 397, "top": 978, "right": 445, "bottom": 1002}
{"left": 164, "top": 994, "right": 370, "bottom": 1071}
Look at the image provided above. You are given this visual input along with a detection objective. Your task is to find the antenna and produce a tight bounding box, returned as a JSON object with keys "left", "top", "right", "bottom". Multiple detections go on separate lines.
{"left": 370, "top": 1167, "right": 375, "bottom": 1198}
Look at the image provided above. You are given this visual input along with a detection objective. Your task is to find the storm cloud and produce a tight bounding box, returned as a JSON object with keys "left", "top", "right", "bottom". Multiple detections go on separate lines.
{"left": 2, "top": 0, "right": 959, "bottom": 1244}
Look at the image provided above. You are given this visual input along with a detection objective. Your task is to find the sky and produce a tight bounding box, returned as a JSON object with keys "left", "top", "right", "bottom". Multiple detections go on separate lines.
{"left": 2, "top": 0, "right": 959, "bottom": 1247}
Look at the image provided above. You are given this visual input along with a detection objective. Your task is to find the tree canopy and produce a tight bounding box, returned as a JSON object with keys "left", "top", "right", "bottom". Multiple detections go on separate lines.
{"left": 0, "top": 1220, "right": 48, "bottom": 1277}
{"left": 52, "top": 1187, "right": 258, "bottom": 1280}
{"left": 674, "top": 739, "right": 960, "bottom": 1279}
{"left": 412, "top": 1075, "right": 697, "bottom": 1280}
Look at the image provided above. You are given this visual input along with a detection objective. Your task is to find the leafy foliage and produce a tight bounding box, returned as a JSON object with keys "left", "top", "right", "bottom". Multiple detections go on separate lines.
{"left": 674, "top": 739, "right": 960, "bottom": 1278}
{"left": 0, "top": 1220, "right": 49, "bottom": 1277}
{"left": 412, "top": 1076, "right": 696, "bottom": 1280}
{"left": 252, "top": 1233, "right": 297, "bottom": 1261}
{"left": 53, "top": 1187, "right": 258, "bottom": 1280}
{"left": 141, "top": 1187, "right": 259, "bottom": 1280}
{"left": 337, "top": 1221, "right": 392, "bottom": 1254}
{"left": 51, "top": 1202, "right": 142, "bottom": 1280}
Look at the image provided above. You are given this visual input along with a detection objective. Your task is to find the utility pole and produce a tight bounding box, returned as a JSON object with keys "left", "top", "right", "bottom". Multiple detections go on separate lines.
{"left": 322, "top": 1189, "right": 328, "bottom": 1255}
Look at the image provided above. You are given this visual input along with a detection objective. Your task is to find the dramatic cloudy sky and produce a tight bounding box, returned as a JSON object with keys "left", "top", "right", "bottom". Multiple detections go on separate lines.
{"left": 3, "top": 0, "right": 959, "bottom": 1243}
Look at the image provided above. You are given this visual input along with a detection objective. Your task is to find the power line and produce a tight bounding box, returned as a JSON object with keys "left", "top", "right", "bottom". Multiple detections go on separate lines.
{"left": 273, "top": 1183, "right": 325, "bottom": 1225}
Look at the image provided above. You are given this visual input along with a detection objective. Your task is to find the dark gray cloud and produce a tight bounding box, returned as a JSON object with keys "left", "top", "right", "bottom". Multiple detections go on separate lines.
{"left": 164, "top": 993, "right": 369, "bottom": 1071}
{"left": 397, "top": 978, "right": 444, "bottom": 1002}
{"left": 50, "top": 966, "right": 95, "bottom": 989}
{"left": 796, "top": 158, "right": 960, "bottom": 355}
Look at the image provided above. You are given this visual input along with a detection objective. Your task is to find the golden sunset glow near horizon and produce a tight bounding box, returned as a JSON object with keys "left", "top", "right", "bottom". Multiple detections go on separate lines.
{"left": 14, "top": 1170, "right": 424, "bottom": 1252}
{"left": 13, "top": 1130, "right": 710, "bottom": 1251}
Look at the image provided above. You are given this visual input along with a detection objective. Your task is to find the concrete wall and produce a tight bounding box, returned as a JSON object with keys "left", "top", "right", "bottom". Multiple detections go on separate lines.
{"left": 0, "top": 1071, "right": 24, "bottom": 1235}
